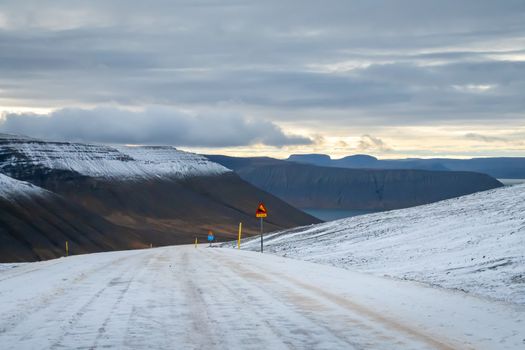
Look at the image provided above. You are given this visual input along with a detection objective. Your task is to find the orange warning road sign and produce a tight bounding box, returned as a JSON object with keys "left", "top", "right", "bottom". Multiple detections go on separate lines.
{"left": 256, "top": 202, "right": 268, "bottom": 218}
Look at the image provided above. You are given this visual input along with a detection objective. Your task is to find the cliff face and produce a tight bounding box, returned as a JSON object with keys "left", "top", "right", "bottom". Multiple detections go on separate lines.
{"left": 207, "top": 156, "right": 504, "bottom": 210}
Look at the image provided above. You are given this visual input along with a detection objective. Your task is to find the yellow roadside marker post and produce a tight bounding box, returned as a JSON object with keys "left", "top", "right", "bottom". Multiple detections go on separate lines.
{"left": 65, "top": 241, "right": 69, "bottom": 257}
{"left": 237, "top": 222, "right": 243, "bottom": 249}
{"left": 195, "top": 236, "right": 198, "bottom": 248}
{"left": 255, "top": 203, "right": 268, "bottom": 253}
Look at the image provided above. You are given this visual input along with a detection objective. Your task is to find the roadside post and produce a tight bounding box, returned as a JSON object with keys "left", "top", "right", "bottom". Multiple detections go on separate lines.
{"left": 255, "top": 203, "right": 268, "bottom": 253}
{"left": 207, "top": 230, "right": 215, "bottom": 247}
{"left": 195, "top": 236, "right": 198, "bottom": 248}
{"left": 65, "top": 241, "right": 69, "bottom": 257}
{"left": 237, "top": 222, "right": 243, "bottom": 249}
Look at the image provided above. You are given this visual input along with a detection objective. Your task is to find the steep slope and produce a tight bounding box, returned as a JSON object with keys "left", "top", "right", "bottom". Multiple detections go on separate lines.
{"left": 0, "top": 135, "right": 318, "bottom": 251}
{"left": 207, "top": 155, "right": 503, "bottom": 210}
{"left": 239, "top": 184, "right": 525, "bottom": 304}
{"left": 288, "top": 153, "right": 525, "bottom": 178}
{"left": 0, "top": 174, "right": 148, "bottom": 262}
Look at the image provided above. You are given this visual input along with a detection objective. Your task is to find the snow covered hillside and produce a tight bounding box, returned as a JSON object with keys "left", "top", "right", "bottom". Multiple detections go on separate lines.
{"left": 240, "top": 184, "right": 525, "bottom": 305}
{"left": 0, "top": 173, "right": 48, "bottom": 200}
{"left": 116, "top": 145, "right": 228, "bottom": 178}
{"left": 0, "top": 134, "right": 229, "bottom": 179}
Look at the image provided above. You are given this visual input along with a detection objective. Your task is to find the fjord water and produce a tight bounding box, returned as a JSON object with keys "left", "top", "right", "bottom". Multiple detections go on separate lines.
{"left": 498, "top": 179, "right": 525, "bottom": 186}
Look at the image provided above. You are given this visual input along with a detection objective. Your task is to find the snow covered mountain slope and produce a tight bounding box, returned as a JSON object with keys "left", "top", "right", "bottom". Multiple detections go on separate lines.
{"left": 239, "top": 184, "right": 525, "bottom": 305}
{"left": 0, "top": 173, "right": 47, "bottom": 200}
{"left": 116, "top": 145, "right": 228, "bottom": 178}
{"left": 0, "top": 173, "right": 151, "bottom": 262}
{"left": 0, "top": 134, "right": 229, "bottom": 179}
{"left": 0, "top": 134, "right": 318, "bottom": 258}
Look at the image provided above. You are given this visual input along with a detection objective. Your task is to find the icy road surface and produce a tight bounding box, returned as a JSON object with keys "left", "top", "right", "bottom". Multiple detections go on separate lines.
{"left": 0, "top": 246, "right": 523, "bottom": 350}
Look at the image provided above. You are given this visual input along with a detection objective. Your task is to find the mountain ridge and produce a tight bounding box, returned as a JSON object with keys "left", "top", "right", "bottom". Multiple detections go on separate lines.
{"left": 207, "top": 155, "right": 503, "bottom": 211}
{"left": 0, "top": 135, "right": 319, "bottom": 262}
{"left": 287, "top": 153, "right": 525, "bottom": 178}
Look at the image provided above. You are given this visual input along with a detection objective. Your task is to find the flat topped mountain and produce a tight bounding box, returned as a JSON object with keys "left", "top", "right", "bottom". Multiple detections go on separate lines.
{"left": 287, "top": 153, "right": 525, "bottom": 178}
{"left": 207, "top": 155, "right": 503, "bottom": 211}
{"left": 0, "top": 135, "right": 229, "bottom": 180}
{"left": 0, "top": 135, "right": 318, "bottom": 262}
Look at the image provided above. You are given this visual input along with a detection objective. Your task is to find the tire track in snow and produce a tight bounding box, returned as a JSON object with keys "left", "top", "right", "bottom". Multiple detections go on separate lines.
{"left": 0, "top": 251, "right": 143, "bottom": 346}
{"left": 47, "top": 252, "right": 155, "bottom": 349}
{"left": 199, "top": 249, "right": 370, "bottom": 349}
{"left": 121, "top": 251, "right": 182, "bottom": 349}
{"left": 87, "top": 251, "right": 159, "bottom": 350}
{"left": 177, "top": 249, "right": 220, "bottom": 349}
{"left": 193, "top": 249, "right": 306, "bottom": 350}
{"left": 209, "top": 249, "right": 460, "bottom": 350}
{"left": 0, "top": 260, "right": 63, "bottom": 283}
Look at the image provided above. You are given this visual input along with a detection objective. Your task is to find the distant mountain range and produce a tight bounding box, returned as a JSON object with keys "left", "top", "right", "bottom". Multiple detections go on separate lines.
{"left": 206, "top": 155, "right": 503, "bottom": 211}
{"left": 0, "top": 134, "right": 318, "bottom": 262}
{"left": 287, "top": 154, "right": 525, "bottom": 179}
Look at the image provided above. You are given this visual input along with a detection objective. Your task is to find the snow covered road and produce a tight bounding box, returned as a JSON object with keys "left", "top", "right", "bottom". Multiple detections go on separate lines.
{"left": 0, "top": 246, "right": 523, "bottom": 349}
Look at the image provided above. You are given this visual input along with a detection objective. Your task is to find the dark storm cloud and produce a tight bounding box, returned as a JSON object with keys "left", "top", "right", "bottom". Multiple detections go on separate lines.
{"left": 0, "top": 0, "right": 524, "bottom": 140}
{"left": 0, "top": 108, "right": 312, "bottom": 147}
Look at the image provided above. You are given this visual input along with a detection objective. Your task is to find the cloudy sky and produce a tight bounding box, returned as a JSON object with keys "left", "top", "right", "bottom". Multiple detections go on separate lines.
{"left": 0, "top": 0, "right": 524, "bottom": 158}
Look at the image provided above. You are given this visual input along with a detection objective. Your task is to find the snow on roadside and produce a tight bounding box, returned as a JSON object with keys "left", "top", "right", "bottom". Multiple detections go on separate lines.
{"left": 0, "top": 263, "right": 24, "bottom": 272}
{"left": 239, "top": 184, "right": 525, "bottom": 305}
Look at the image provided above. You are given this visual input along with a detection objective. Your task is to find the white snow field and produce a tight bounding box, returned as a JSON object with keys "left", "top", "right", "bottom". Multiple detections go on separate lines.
{"left": 0, "top": 246, "right": 524, "bottom": 350}
{"left": 240, "top": 184, "right": 525, "bottom": 305}
{"left": 0, "top": 134, "right": 230, "bottom": 179}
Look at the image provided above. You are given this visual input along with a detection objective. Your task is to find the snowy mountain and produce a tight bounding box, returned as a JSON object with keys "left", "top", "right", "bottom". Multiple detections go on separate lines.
{"left": 0, "top": 173, "right": 48, "bottom": 200}
{"left": 0, "top": 134, "right": 318, "bottom": 262}
{"left": 116, "top": 145, "right": 229, "bottom": 178}
{"left": 0, "top": 134, "right": 229, "bottom": 179}
{"left": 0, "top": 173, "right": 152, "bottom": 262}
{"left": 239, "top": 184, "right": 525, "bottom": 305}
